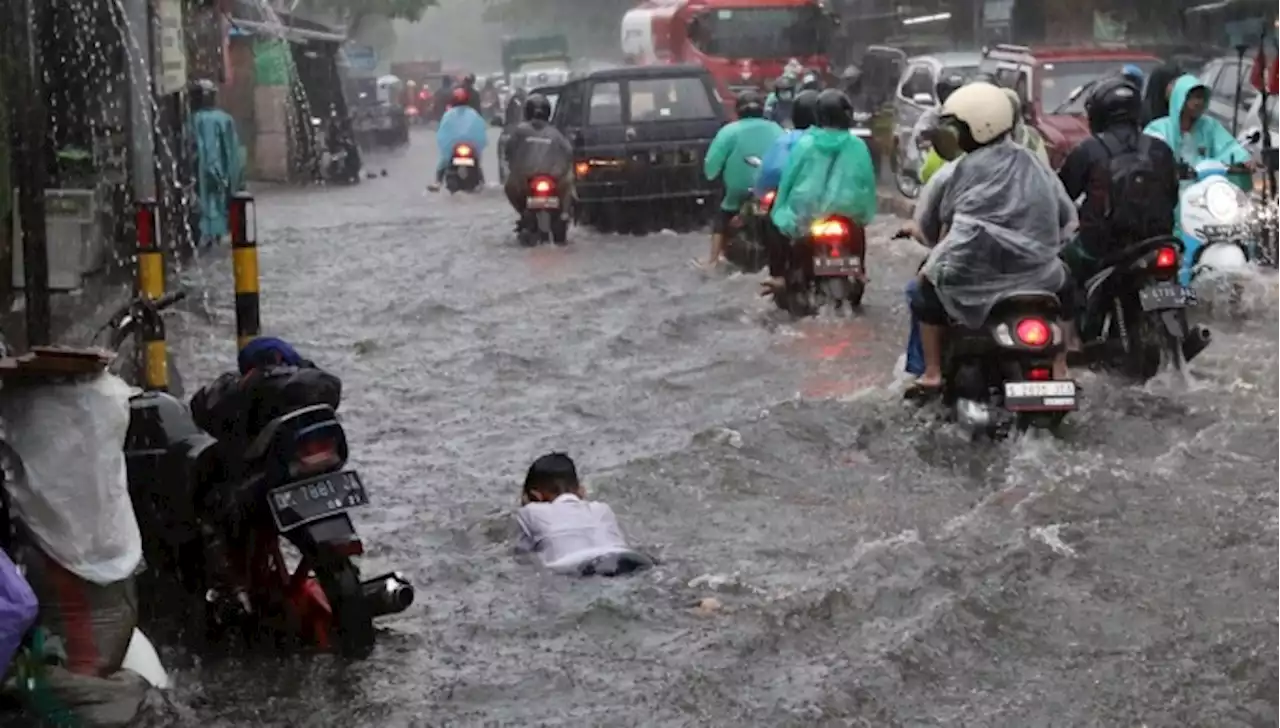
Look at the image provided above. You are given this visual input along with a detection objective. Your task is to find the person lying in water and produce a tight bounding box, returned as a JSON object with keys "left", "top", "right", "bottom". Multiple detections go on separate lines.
{"left": 514, "top": 452, "right": 653, "bottom": 577}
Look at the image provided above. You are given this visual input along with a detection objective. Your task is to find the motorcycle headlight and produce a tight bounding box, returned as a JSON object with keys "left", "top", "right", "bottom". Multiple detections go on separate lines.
{"left": 1203, "top": 181, "right": 1245, "bottom": 223}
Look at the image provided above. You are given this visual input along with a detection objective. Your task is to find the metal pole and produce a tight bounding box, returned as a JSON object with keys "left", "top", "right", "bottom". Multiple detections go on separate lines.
{"left": 1232, "top": 44, "right": 1248, "bottom": 137}
{"left": 229, "top": 193, "right": 260, "bottom": 350}
{"left": 124, "top": 0, "right": 157, "bottom": 201}
{"left": 134, "top": 199, "right": 169, "bottom": 391}
{"left": 13, "top": 0, "right": 51, "bottom": 346}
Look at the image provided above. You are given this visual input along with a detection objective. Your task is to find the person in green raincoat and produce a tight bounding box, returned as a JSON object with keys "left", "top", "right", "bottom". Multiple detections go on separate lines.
{"left": 190, "top": 79, "right": 245, "bottom": 246}
{"left": 1143, "top": 74, "right": 1252, "bottom": 179}
{"left": 700, "top": 91, "right": 783, "bottom": 267}
{"left": 769, "top": 89, "right": 877, "bottom": 242}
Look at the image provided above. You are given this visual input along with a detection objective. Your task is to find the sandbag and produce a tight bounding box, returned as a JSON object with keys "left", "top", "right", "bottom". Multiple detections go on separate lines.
{"left": 0, "top": 374, "right": 141, "bottom": 585}
{"left": 0, "top": 548, "right": 37, "bottom": 671}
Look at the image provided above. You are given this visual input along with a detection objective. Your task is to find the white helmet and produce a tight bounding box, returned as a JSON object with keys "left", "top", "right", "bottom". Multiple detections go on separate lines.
{"left": 941, "top": 82, "right": 1015, "bottom": 146}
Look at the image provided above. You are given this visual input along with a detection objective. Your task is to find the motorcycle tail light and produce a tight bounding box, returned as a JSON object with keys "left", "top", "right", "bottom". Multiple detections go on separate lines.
{"left": 419, "top": 90, "right": 429, "bottom": 100}
{"left": 760, "top": 190, "right": 776, "bottom": 212}
{"left": 407, "top": 106, "right": 419, "bottom": 116}
{"left": 1154, "top": 246, "right": 1178, "bottom": 271}
{"left": 1015, "top": 318, "right": 1051, "bottom": 348}
{"left": 1026, "top": 366, "right": 1052, "bottom": 381}
{"left": 290, "top": 437, "right": 340, "bottom": 478}
{"left": 455, "top": 145, "right": 473, "bottom": 158}
{"left": 810, "top": 218, "right": 849, "bottom": 241}
{"left": 531, "top": 176, "right": 555, "bottom": 196}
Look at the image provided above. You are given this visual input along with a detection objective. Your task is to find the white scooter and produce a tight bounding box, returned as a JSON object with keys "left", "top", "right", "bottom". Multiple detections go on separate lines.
{"left": 1176, "top": 160, "right": 1259, "bottom": 284}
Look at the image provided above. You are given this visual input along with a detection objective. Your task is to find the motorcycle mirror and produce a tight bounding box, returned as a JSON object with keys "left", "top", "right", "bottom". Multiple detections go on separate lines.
{"left": 912, "top": 92, "right": 934, "bottom": 106}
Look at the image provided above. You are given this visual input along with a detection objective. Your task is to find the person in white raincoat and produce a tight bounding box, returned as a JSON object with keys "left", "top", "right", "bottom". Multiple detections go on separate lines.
{"left": 906, "top": 82, "right": 1078, "bottom": 393}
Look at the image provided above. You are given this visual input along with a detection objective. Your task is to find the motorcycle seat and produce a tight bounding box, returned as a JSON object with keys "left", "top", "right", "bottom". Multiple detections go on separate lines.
{"left": 243, "top": 404, "right": 340, "bottom": 462}
{"left": 989, "top": 290, "right": 1062, "bottom": 317}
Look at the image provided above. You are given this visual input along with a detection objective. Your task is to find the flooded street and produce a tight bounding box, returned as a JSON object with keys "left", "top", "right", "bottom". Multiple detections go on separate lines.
{"left": 155, "top": 129, "right": 1278, "bottom": 726}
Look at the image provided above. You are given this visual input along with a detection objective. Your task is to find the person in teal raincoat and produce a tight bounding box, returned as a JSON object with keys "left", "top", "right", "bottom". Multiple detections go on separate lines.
{"left": 1143, "top": 74, "right": 1251, "bottom": 179}
{"left": 769, "top": 89, "right": 877, "bottom": 242}
{"left": 190, "top": 79, "right": 244, "bottom": 246}
{"left": 700, "top": 91, "right": 783, "bottom": 267}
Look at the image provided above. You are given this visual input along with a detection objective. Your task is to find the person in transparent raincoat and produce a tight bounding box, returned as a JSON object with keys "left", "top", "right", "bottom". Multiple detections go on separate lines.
{"left": 906, "top": 82, "right": 1079, "bottom": 394}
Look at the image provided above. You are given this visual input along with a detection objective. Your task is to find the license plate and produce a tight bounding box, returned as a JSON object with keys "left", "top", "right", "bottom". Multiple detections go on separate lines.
{"left": 452, "top": 157, "right": 476, "bottom": 167}
{"left": 1003, "top": 381, "right": 1077, "bottom": 412}
{"left": 1139, "top": 282, "right": 1194, "bottom": 311}
{"left": 851, "top": 128, "right": 873, "bottom": 138}
{"left": 1198, "top": 223, "right": 1251, "bottom": 242}
{"left": 267, "top": 471, "right": 368, "bottom": 533}
{"left": 813, "top": 255, "right": 861, "bottom": 277}
{"left": 527, "top": 196, "right": 559, "bottom": 209}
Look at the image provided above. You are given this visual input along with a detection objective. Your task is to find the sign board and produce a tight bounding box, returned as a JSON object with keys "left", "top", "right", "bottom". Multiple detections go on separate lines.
{"left": 11, "top": 189, "right": 105, "bottom": 291}
{"left": 156, "top": 0, "right": 187, "bottom": 95}
{"left": 343, "top": 44, "right": 379, "bottom": 73}
{"left": 254, "top": 39, "right": 293, "bottom": 87}
{"left": 983, "top": 0, "right": 1014, "bottom": 25}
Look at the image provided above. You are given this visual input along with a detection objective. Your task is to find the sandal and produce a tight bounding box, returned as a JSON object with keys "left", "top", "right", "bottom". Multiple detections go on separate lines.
{"left": 903, "top": 380, "right": 943, "bottom": 402}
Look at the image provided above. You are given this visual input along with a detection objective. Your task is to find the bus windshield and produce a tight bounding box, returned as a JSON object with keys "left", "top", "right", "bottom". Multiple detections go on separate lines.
{"left": 688, "top": 5, "right": 831, "bottom": 60}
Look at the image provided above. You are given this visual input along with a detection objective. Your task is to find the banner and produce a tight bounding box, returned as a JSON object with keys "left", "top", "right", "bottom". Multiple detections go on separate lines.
{"left": 156, "top": 0, "right": 188, "bottom": 95}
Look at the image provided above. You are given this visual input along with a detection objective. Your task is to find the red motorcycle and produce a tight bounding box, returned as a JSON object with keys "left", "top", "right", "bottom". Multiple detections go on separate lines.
{"left": 776, "top": 215, "right": 868, "bottom": 316}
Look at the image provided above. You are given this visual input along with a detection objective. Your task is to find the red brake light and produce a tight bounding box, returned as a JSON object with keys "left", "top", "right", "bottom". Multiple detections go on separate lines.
{"left": 1015, "top": 318, "right": 1051, "bottom": 347}
{"left": 419, "top": 90, "right": 429, "bottom": 100}
{"left": 292, "top": 438, "right": 339, "bottom": 477}
{"left": 531, "top": 177, "right": 555, "bottom": 195}
{"left": 455, "top": 145, "right": 473, "bottom": 158}
{"left": 810, "top": 218, "right": 849, "bottom": 241}
{"left": 1027, "top": 367, "right": 1052, "bottom": 381}
{"left": 761, "top": 190, "right": 776, "bottom": 212}
{"left": 1154, "top": 246, "right": 1178, "bottom": 270}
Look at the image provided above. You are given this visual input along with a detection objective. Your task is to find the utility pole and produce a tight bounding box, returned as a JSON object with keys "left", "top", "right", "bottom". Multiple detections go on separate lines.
{"left": 8, "top": 0, "right": 51, "bottom": 346}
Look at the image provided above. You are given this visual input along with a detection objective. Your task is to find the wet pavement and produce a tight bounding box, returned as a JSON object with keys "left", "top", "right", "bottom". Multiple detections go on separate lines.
{"left": 152, "top": 128, "right": 1278, "bottom": 726}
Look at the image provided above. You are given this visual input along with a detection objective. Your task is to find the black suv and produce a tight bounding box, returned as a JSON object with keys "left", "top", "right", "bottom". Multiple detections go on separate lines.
{"left": 551, "top": 64, "right": 727, "bottom": 233}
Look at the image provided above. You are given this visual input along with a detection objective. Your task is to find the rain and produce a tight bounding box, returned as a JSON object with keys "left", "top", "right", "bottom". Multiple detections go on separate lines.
{"left": 0, "top": 0, "right": 1277, "bottom": 725}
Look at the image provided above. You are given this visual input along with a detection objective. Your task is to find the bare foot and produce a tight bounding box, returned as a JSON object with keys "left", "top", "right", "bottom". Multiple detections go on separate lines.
{"left": 759, "top": 277, "right": 784, "bottom": 296}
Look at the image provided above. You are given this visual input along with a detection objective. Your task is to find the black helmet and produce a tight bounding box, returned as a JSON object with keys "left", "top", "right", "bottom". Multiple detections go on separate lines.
{"left": 800, "top": 70, "right": 822, "bottom": 91}
{"left": 524, "top": 93, "right": 552, "bottom": 122}
{"left": 792, "top": 89, "right": 820, "bottom": 130}
{"left": 1085, "top": 76, "right": 1141, "bottom": 133}
{"left": 774, "top": 75, "right": 797, "bottom": 100}
{"left": 190, "top": 78, "right": 218, "bottom": 109}
{"left": 815, "top": 88, "right": 853, "bottom": 129}
{"left": 464, "top": 73, "right": 477, "bottom": 86}
{"left": 736, "top": 90, "right": 764, "bottom": 119}
{"left": 935, "top": 73, "right": 966, "bottom": 105}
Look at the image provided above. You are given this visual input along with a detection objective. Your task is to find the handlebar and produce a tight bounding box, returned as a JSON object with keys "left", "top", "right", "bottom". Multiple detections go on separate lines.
{"left": 98, "top": 289, "right": 188, "bottom": 350}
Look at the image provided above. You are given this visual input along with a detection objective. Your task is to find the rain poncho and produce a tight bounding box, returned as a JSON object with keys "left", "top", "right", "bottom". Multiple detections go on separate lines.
{"left": 1144, "top": 75, "right": 1250, "bottom": 175}
{"left": 917, "top": 139, "right": 1076, "bottom": 329}
{"left": 705, "top": 117, "right": 784, "bottom": 212}
{"left": 753, "top": 129, "right": 805, "bottom": 195}
{"left": 769, "top": 128, "right": 878, "bottom": 238}
{"left": 191, "top": 108, "right": 244, "bottom": 244}
{"left": 504, "top": 120, "right": 574, "bottom": 191}
{"left": 0, "top": 548, "right": 37, "bottom": 670}
{"left": 436, "top": 105, "right": 488, "bottom": 175}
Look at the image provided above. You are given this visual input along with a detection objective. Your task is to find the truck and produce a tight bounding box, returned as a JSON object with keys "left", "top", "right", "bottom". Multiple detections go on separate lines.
{"left": 620, "top": 0, "right": 839, "bottom": 99}
{"left": 501, "top": 34, "right": 572, "bottom": 76}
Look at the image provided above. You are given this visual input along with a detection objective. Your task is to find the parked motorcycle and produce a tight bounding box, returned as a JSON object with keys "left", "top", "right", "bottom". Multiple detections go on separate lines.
{"left": 1176, "top": 161, "right": 1261, "bottom": 283}
{"left": 939, "top": 291, "right": 1077, "bottom": 437}
{"left": 776, "top": 216, "right": 867, "bottom": 316}
{"left": 518, "top": 175, "right": 570, "bottom": 246}
{"left": 105, "top": 292, "right": 413, "bottom": 659}
{"left": 446, "top": 143, "right": 483, "bottom": 193}
{"left": 1073, "top": 235, "right": 1210, "bottom": 381}
{"left": 309, "top": 117, "right": 361, "bottom": 186}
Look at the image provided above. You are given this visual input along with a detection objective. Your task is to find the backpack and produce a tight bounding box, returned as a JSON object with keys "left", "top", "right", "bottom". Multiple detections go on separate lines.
{"left": 1093, "top": 132, "right": 1164, "bottom": 240}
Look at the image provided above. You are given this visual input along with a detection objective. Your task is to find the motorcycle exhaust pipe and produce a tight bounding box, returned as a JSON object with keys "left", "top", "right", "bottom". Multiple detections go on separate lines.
{"left": 362, "top": 572, "right": 415, "bottom": 618}
{"left": 1182, "top": 325, "right": 1212, "bottom": 362}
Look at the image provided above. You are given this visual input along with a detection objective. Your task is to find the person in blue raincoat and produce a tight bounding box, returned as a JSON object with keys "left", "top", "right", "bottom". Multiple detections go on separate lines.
{"left": 1143, "top": 74, "right": 1252, "bottom": 179}
{"left": 190, "top": 80, "right": 245, "bottom": 246}
{"left": 754, "top": 89, "right": 819, "bottom": 292}
{"left": 700, "top": 91, "right": 783, "bottom": 267}
{"left": 429, "top": 88, "right": 489, "bottom": 192}
{"left": 769, "top": 89, "right": 877, "bottom": 241}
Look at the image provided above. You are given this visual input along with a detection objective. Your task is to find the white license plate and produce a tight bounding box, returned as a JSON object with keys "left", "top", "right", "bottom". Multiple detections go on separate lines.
{"left": 452, "top": 157, "right": 476, "bottom": 167}
{"left": 527, "top": 196, "right": 559, "bottom": 209}
{"left": 813, "top": 256, "right": 861, "bottom": 276}
{"left": 851, "top": 128, "right": 873, "bottom": 138}
{"left": 1003, "top": 380, "right": 1077, "bottom": 412}
{"left": 1138, "top": 283, "right": 1193, "bottom": 311}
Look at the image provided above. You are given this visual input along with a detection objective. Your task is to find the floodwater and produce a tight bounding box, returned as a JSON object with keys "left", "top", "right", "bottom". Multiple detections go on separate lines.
{"left": 147, "top": 128, "right": 1277, "bottom": 726}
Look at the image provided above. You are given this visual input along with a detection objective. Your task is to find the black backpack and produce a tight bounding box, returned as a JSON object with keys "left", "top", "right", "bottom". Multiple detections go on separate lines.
{"left": 1093, "top": 132, "right": 1164, "bottom": 240}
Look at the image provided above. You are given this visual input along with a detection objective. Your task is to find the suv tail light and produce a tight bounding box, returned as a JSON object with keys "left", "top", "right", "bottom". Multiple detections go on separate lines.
{"left": 290, "top": 437, "right": 340, "bottom": 478}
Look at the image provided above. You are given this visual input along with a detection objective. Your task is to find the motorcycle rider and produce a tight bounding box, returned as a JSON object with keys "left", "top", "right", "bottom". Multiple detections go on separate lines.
{"left": 765, "top": 74, "right": 798, "bottom": 126}
{"left": 457, "top": 73, "right": 482, "bottom": 113}
{"left": 755, "top": 89, "right": 820, "bottom": 294}
{"left": 906, "top": 82, "right": 1078, "bottom": 394}
{"left": 1004, "top": 87, "right": 1051, "bottom": 168}
{"left": 428, "top": 87, "right": 488, "bottom": 192}
{"left": 1058, "top": 76, "right": 1180, "bottom": 285}
{"left": 911, "top": 73, "right": 967, "bottom": 186}
{"left": 769, "top": 89, "right": 877, "bottom": 242}
{"left": 700, "top": 91, "right": 784, "bottom": 268}
{"left": 1144, "top": 74, "right": 1252, "bottom": 175}
{"left": 503, "top": 93, "right": 574, "bottom": 234}
{"left": 1140, "top": 63, "right": 1182, "bottom": 127}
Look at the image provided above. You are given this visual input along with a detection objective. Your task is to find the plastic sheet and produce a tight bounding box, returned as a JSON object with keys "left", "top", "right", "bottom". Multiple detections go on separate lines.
{"left": 0, "top": 548, "right": 37, "bottom": 670}
{"left": 0, "top": 374, "right": 142, "bottom": 585}
{"left": 770, "top": 128, "right": 878, "bottom": 238}
{"left": 504, "top": 122, "right": 574, "bottom": 191}
{"left": 436, "top": 105, "right": 489, "bottom": 170}
{"left": 918, "top": 139, "right": 1077, "bottom": 329}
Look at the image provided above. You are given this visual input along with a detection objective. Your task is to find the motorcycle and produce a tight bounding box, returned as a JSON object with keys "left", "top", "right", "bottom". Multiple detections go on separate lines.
{"left": 445, "top": 143, "right": 483, "bottom": 193}
{"left": 938, "top": 291, "right": 1077, "bottom": 437}
{"left": 106, "top": 292, "right": 413, "bottom": 659}
{"left": 724, "top": 155, "right": 773, "bottom": 272}
{"left": 891, "top": 131, "right": 926, "bottom": 199}
{"left": 850, "top": 112, "right": 878, "bottom": 178}
{"left": 776, "top": 215, "right": 867, "bottom": 316}
{"left": 309, "top": 117, "right": 361, "bottom": 186}
{"left": 1176, "top": 160, "right": 1262, "bottom": 283}
{"left": 1073, "top": 235, "right": 1211, "bottom": 381}
{"left": 518, "top": 175, "right": 570, "bottom": 246}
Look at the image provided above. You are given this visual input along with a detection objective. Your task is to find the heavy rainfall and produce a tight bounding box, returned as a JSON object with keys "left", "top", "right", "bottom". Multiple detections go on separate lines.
{"left": 0, "top": 0, "right": 1277, "bottom": 725}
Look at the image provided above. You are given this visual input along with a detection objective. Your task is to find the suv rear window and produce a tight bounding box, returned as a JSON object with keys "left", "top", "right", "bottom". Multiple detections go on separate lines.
{"left": 628, "top": 77, "right": 715, "bottom": 121}
{"left": 589, "top": 82, "right": 623, "bottom": 125}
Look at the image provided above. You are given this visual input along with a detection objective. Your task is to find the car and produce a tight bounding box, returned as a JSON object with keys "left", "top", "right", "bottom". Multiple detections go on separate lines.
{"left": 1199, "top": 53, "right": 1268, "bottom": 136}
{"left": 978, "top": 45, "right": 1161, "bottom": 169}
{"left": 551, "top": 64, "right": 727, "bottom": 233}
{"left": 890, "top": 51, "right": 983, "bottom": 198}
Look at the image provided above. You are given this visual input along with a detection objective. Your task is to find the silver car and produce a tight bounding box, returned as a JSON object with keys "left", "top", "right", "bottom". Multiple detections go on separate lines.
{"left": 890, "top": 52, "right": 982, "bottom": 198}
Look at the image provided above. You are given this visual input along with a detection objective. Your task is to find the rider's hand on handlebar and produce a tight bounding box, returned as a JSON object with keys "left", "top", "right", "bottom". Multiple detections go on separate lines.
{"left": 893, "top": 222, "right": 921, "bottom": 242}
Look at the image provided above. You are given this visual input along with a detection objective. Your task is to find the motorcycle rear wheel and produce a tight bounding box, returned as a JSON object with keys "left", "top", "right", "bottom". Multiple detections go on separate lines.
{"left": 313, "top": 553, "right": 375, "bottom": 659}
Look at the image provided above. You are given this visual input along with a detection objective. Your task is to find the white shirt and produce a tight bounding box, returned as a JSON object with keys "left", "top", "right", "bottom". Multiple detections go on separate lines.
{"left": 514, "top": 494, "right": 630, "bottom": 572}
